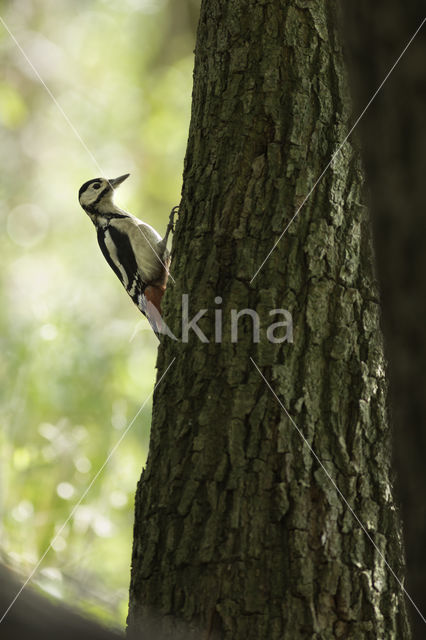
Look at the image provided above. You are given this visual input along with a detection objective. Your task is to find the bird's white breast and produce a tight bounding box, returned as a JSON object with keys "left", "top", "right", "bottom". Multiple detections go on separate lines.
{"left": 132, "top": 222, "right": 164, "bottom": 282}
{"left": 110, "top": 214, "right": 164, "bottom": 283}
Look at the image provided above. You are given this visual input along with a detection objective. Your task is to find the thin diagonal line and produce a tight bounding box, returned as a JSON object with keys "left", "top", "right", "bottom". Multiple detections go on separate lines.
{"left": 134, "top": 223, "right": 175, "bottom": 284}
{"left": 0, "top": 357, "right": 176, "bottom": 625}
{"left": 250, "top": 357, "right": 426, "bottom": 625}
{"left": 250, "top": 15, "right": 426, "bottom": 283}
{"left": 0, "top": 14, "right": 175, "bottom": 281}
{"left": 0, "top": 15, "right": 109, "bottom": 183}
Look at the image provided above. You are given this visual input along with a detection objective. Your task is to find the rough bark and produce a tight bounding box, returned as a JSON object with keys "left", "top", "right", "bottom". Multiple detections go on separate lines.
{"left": 127, "top": 1, "right": 411, "bottom": 638}
{"left": 342, "top": 5, "right": 426, "bottom": 639}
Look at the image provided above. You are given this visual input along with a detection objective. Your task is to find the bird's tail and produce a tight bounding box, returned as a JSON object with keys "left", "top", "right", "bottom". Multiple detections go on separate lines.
{"left": 138, "top": 294, "right": 177, "bottom": 340}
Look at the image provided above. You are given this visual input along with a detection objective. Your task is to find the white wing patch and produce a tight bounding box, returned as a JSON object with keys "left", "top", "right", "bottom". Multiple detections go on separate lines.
{"left": 108, "top": 214, "right": 165, "bottom": 284}
{"left": 128, "top": 276, "right": 140, "bottom": 298}
{"left": 104, "top": 229, "right": 129, "bottom": 288}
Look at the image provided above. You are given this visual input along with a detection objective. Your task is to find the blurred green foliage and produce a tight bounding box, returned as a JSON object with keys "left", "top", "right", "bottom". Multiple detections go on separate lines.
{"left": 0, "top": 0, "right": 198, "bottom": 627}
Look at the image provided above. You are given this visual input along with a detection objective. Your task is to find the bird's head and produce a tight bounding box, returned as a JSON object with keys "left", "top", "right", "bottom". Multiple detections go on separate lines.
{"left": 78, "top": 174, "right": 130, "bottom": 213}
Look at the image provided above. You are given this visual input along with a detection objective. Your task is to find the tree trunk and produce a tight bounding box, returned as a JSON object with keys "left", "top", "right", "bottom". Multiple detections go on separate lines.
{"left": 127, "top": 1, "right": 411, "bottom": 638}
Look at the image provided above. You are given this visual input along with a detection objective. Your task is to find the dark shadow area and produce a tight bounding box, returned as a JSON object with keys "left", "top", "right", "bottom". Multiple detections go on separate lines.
{"left": 0, "top": 565, "right": 123, "bottom": 640}
{"left": 342, "top": 4, "right": 426, "bottom": 638}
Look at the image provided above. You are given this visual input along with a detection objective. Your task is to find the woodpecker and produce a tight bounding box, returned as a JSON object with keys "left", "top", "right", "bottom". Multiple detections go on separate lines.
{"left": 78, "top": 173, "right": 177, "bottom": 336}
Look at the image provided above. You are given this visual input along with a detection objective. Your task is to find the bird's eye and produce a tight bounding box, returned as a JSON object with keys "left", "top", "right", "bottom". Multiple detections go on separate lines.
{"left": 93, "top": 182, "right": 101, "bottom": 190}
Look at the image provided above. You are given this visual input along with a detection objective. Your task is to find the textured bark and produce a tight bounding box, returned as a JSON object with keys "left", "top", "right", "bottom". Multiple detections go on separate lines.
{"left": 127, "top": 1, "right": 411, "bottom": 638}
{"left": 342, "top": 5, "right": 426, "bottom": 639}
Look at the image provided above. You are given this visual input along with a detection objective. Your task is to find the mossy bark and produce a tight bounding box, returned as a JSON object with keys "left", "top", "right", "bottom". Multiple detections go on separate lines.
{"left": 127, "top": 1, "right": 411, "bottom": 638}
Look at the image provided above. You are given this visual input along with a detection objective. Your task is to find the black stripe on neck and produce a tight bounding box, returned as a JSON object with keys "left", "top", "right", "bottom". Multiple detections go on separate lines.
{"left": 82, "top": 187, "right": 114, "bottom": 215}
{"left": 92, "top": 186, "right": 110, "bottom": 207}
{"left": 102, "top": 212, "right": 130, "bottom": 220}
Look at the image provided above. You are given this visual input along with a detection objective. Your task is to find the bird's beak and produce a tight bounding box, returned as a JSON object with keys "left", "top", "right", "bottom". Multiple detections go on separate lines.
{"left": 109, "top": 173, "right": 130, "bottom": 189}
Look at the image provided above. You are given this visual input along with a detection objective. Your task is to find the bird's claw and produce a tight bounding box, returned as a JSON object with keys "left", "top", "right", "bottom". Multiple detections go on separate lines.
{"left": 169, "top": 205, "right": 179, "bottom": 228}
{"left": 162, "top": 205, "right": 179, "bottom": 248}
{"left": 167, "top": 205, "right": 179, "bottom": 233}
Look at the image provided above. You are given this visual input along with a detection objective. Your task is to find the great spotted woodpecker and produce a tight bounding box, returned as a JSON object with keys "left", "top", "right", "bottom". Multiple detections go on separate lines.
{"left": 78, "top": 174, "right": 177, "bottom": 336}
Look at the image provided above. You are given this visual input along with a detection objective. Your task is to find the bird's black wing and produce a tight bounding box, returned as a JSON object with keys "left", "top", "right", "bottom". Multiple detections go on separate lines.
{"left": 97, "top": 226, "right": 126, "bottom": 284}
{"left": 96, "top": 220, "right": 173, "bottom": 340}
{"left": 98, "top": 224, "right": 140, "bottom": 288}
{"left": 97, "top": 224, "right": 155, "bottom": 322}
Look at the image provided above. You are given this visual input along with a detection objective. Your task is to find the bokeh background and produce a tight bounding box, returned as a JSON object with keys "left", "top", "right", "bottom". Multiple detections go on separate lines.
{"left": 0, "top": 0, "right": 198, "bottom": 627}
{"left": 3, "top": 1, "right": 425, "bottom": 636}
